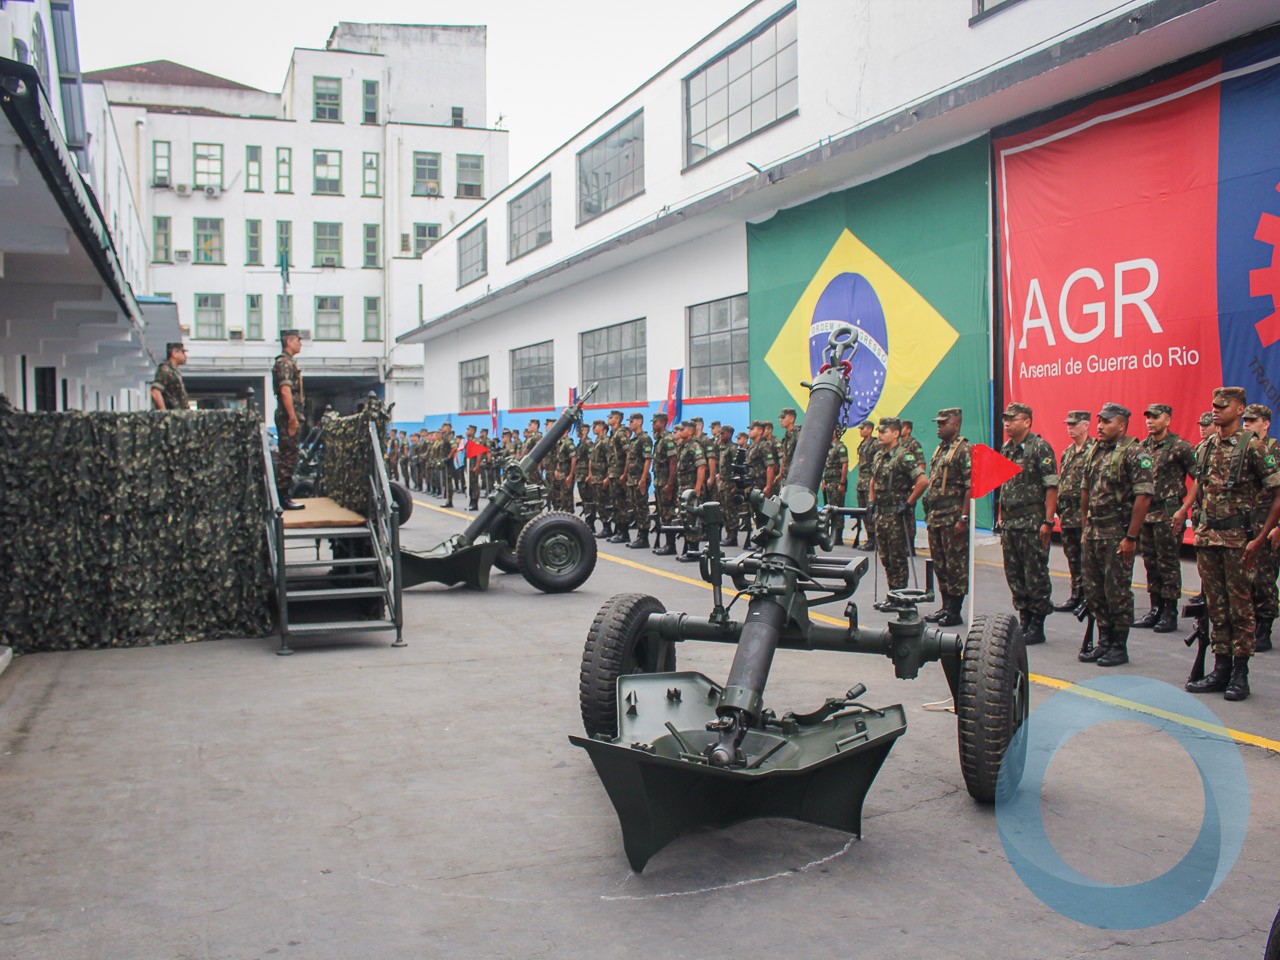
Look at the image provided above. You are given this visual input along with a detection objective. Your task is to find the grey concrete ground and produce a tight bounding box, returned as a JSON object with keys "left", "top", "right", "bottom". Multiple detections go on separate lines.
{"left": 1, "top": 498, "right": 1277, "bottom": 960}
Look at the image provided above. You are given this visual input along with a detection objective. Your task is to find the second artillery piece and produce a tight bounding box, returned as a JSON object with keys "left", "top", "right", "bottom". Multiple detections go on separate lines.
{"left": 571, "top": 327, "right": 1029, "bottom": 871}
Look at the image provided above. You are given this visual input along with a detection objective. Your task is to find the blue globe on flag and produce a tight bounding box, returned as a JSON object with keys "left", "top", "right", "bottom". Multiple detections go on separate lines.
{"left": 808, "top": 272, "right": 888, "bottom": 427}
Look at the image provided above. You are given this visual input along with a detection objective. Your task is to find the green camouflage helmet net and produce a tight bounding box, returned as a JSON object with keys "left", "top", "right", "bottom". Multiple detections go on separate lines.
{"left": 319, "top": 400, "right": 391, "bottom": 516}
{"left": 0, "top": 409, "right": 272, "bottom": 654}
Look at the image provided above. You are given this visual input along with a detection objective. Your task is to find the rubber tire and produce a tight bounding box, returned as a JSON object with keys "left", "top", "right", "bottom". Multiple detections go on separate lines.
{"left": 389, "top": 481, "right": 413, "bottom": 526}
{"left": 1267, "top": 908, "right": 1280, "bottom": 960}
{"left": 515, "top": 511, "right": 597, "bottom": 593}
{"left": 580, "top": 593, "right": 675, "bottom": 739}
{"left": 957, "top": 612, "right": 1029, "bottom": 804}
{"left": 290, "top": 479, "right": 316, "bottom": 499}
{"left": 490, "top": 514, "right": 521, "bottom": 574}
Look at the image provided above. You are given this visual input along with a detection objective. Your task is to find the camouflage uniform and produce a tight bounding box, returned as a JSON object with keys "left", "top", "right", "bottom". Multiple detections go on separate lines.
{"left": 718, "top": 436, "right": 745, "bottom": 539}
{"left": 998, "top": 431, "right": 1058, "bottom": 616}
{"left": 152, "top": 360, "right": 188, "bottom": 411}
{"left": 748, "top": 435, "right": 778, "bottom": 495}
{"left": 779, "top": 423, "right": 800, "bottom": 478}
{"left": 385, "top": 434, "right": 399, "bottom": 482}
{"left": 1138, "top": 430, "right": 1197, "bottom": 604}
{"left": 1081, "top": 436, "right": 1155, "bottom": 632}
{"left": 675, "top": 433, "right": 707, "bottom": 551}
{"left": 900, "top": 433, "right": 925, "bottom": 464}
{"left": 871, "top": 441, "right": 924, "bottom": 590}
{"left": 1250, "top": 433, "right": 1280, "bottom": 623}
{"left": 272, "top": 351, "right": 304, "bottom": 497}
{"left": 609, "top": 424, "right": 630, "bottom": 528}
{"left": 1057, "top": 436, "right": 1094, "bottom": 600}
{"left": 651, "top": 426, "right": 678, "bottom": 532}
{"left": 821, "top": 438, "right": 849, "bottom": 543}
{"left": 553, "top": 434, "right": 576, "bottom": 512}
{"left": 626, "top": 429, "right": 654, "bottom": 534}
{"left": 924, "top": 435, "right": 971, "bottom": 598}
{"left": 588, "top": 429, "right": 616, "bottom": 526}
{"left": 855, "top": 431, "right": 878, "bottom": 547}
{"left": 574, "top": 432, "right": 593, "bottom": 515}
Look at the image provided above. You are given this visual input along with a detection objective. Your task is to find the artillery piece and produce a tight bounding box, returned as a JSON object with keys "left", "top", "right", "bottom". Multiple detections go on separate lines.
{"left": 401, "top": 382, "right": 600, "bottom": 593}
{"left": 571, "top": 327, "right": 1028, "bottom": 871}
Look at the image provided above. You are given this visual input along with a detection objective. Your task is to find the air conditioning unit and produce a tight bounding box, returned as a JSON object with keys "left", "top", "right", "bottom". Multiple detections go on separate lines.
{"left": 427, "top": 186, "right": 441, "bottom": 197}
{"left": 228, "top": 327, "right": 244, "bottom": 341}
{"left": 204, "top": 185, "right": 221, "bottom": 198}
{"left": 174, "top": 183, "right": 191, "bottom": 196}
{"left": 174, "top": 250, "right": 192, "bottom": 262}
{"left": 153, "top": 175, "right": 170, "bottom": 188}
{"left": 320, "top": 255, "right": 338, "bottom": 267}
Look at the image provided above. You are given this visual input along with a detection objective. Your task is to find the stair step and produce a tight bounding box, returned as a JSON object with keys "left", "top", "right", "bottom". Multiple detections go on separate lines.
{"left": 285, "top": 557, "right": 381, "bottom": 572}
{"left": 286, "top": 620, "right": 399, "bottom": 635}
{"left": 283, "top": 526, "right": 372, "bottom": 540}
{"left": 286, "top": 586, "right": 387, "bottom": 601}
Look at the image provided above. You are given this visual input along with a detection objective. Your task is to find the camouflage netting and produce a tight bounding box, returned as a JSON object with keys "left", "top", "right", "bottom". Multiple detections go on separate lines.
{"left": 0, "top": 409, "right": 273, "bottom": 654}
{"left": 320, "top": 401, "right": 390, "bottom": 516}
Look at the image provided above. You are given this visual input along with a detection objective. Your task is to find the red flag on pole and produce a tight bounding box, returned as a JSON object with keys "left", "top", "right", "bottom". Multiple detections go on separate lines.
{"left": 970, "top": 443, "right": 1022, "bottom": 499}
{"left": 465, "top": 440, "right": 490, "bottom": 459}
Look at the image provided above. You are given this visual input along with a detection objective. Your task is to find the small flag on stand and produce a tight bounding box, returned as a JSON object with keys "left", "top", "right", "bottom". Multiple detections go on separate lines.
{"left": 665, "top": 369, "right": 684, "bottom": 423}
{"left": 970, "top": 443, "right": 1022, "bottom": 499}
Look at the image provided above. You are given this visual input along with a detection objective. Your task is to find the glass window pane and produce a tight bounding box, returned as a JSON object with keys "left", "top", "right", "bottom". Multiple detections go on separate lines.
{"left": 751, "top": 92, "right": 777, "bottom": 131}
{"left": 705, "top": 58, "right": 727, "bottom": 94}
{"left": 777, "top": 10, "right": 797, "bottom": 49}
{"left": 752, "top": 26, "right": 777, "bottom": 65}
{"left": 777, "top": 41, "right": 798, "bottom": 84}
{"left": 688, "top": 72, "right": 706, "bottom": 103}
{"left": 776, "top": 77, "right": 798, "bottom": 116}
{"left": 728, "top": 108, "right": 751, "bottom": 144}
{"left": 728, "top": 75, "right": 751, "bottom": 114}
{"left": 728, "top": 45, "right": 751, "bottom": 80}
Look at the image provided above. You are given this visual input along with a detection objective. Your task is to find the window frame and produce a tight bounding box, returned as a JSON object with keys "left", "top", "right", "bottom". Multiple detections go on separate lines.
{"left": 362, "top": 151, "right": 381, "bottom": 197}
{"left": 363, "top": 223, "right": 380, "bottom": 268}
{"left": 459, "top": 355, "right": 490, "bottom": 413}
{"left": 686, "top": 293, "right": 750, "bottom": 399}
{"left": 362, "top": 79, "right": 379, "bottom": 124}
{"left": 312, "top": 148, "right": 342, "bottom": 195}
{"left": 364, "top": 296, "right": 382, "bottom": 341}
{"left": 313, "top": 76, "right": 342, "bottom": 122}
{"left": 313, "top": 221, "right": 343, "bottom": 268}
{"left": 276, "top": 147, "right": 292, "bottom": 193}
{"left": 276, "top": 220, "right": 292, "bottom": 268}
{"left": 970, "top": 0, "right": 1033, "bottom": 23}
{"left": 152, "top": 140, "right": 171, "bottom": 186}
{"left": 456, "top": 220, "right": 488, "bottom": 289}
{"left": 457, "top": 153, "right": 484, "bottom": 199}
{"left": 277, "top": 293, "right": 293, "bottom": 333}
{"left": 510, "top": 340, "right": 555, "bottom": 409}
{"left": 245, "top": 145, "right": 262, "bottom": 192}
{"left": 576, "top": 110, "right": 645, "bottom": 225}
{"left": 246, "top": 293, "right": 264, "bottom": 340}
{"left": 194, "top": 292, "right": 225, "bottom": 339}
{"left": 152, "top": 215, "right": 171, "bottom": 263}
{"left": 507, "top": 175, "right": 552, "bottom": 262}
{"left": 579, "top": 318, "right": 647, "bottom": 404}
{"left": 192, "top": 142, "right": 223, "bottom": 188}
{"left": 314, "top": 295, "right": 343, "bottom": 340}
{"left": 413, "top": 223, "right": 441, "bottom": 256}
{"left": 412, "top": 151, "right": 442, "bottom": 196}
{"left": 193, "top": 217, "right": 224, "bottom": 264}
{"left": 245, "top": 219, "right": 262, "bottom": 265}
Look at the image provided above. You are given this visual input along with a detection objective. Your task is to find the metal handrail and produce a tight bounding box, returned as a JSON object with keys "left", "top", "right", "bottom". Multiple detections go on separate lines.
{"left": 368, "top": 422, "right": 399, "bottom": 627}
{"left": 259, "top": 424, "right": 288, "bottom": 641}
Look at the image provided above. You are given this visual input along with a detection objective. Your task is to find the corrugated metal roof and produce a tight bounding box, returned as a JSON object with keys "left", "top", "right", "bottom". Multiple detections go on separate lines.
{"left": 82, "top": 60, "right": 262, "bottom": 92}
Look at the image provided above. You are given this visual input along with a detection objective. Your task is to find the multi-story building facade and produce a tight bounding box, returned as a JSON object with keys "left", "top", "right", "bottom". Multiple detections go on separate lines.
{"left": 87, "top": 23, "right": 508, "bottom": 420}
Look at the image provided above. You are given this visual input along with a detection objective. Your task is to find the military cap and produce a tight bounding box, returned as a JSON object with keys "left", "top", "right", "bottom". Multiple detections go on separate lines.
{"left": 1002, "top": 402, "right": 1033, "bottom": 418}
{"left": 934, "top": 407, "right": 962, "bottom": 422}
{"left": 691, "top": 416, "right": 704, "bottom": 424}
{"left": 280, "top": 329, "right": 301, "bottom": 340}
{"left": 1244, "top": 403, "right": 1273, "bottom": 421}
{"left": 858, "top": 419, "right": 874, "bottom": 428}
{"left": 719, "top": 423, "right": 733, "bottom": 434}
{"left": 877, "top": 416, "right": 902, "bottom": 430}
{"left": 651, "top": 411, "right": 668, "bottom": 423}
{"left": 677, "top": 420, "right": 696, "bottom": 430}
{"left": 629, "top": 412, "right": 644, "bottom": 422}
{"left": 1064, "top": 410, "right": 1091, "bottom": 425}
{"left": 779, "top": 407, "right": 797, "bottom": 417}
{"left": 1198, "top": 411, "right": 1214, "bottom": 427}
{"left": 166, "top": 341, "right": 186, "bottom": 354}
{"left": 1212, "top": 386, "right": 1247, "bottom": 408}
{"left": 609, "top": 409, "right": 624, "bottom": 419}
{"left": 501, "top": 428, "right": 511, "bottom": 434}
{"left": 1144, "top": 403, "right": 1173, "bottom": 417}
{"left": 1097, "top": 402, "right": 1131, "bottom": 421}
{"left": 750, "top": 419, "right": 765, "bottom": 428}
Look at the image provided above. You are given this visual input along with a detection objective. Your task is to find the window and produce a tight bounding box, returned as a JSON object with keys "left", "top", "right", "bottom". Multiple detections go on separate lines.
{"left": 685, "top": 6, "right": 798, "bottom": 166}
{"left": 246, "top": 294, "right": 263, "bottom": 340}
{"left": 577, "top": 111, "right": 644, "bottom": 223}
{"left": 580, "top": 318, "right": 646, "bottom": 403}
{"left": 246, "top": 145, "right": 262, "bottom": 191}
{"left": 276, "top": 147, "right": 292, "bottom": 192}
{"left": 278, "top": 294, "right": 293, "bottom": 332}
{"left": 457, "top": 154, "right": 484, "bottom": 198}
{"left": 193, "top": 143, "right": 223, "bottom": 188}
{"left": 688, "top": 294, "right": 749, "bottom": 397}
{"left": 363, "top": 224, "right": 380, "bottom": 268}
{"left": 451, "top": 106, "right": 464, "bottom": 127}
{"left": 314, "top": 296, "right": 342, "bottom": 340}
{"left": 460, "top": 356, "right": 489, "bottom": 412}
{"left": 457, "top": 221, "right": 487, "bottom": 287}
{"left": 152, "top": 140, "right": 171, "bottom": 186}
{"left": 313, "top": 149, "right": 341, "bottom": 194}
{"left": 363, "top": 80, "right": 378, "bottom": 124}
{"left": 276, "top": 220, "right": 292, "bottom": 268}
{"left": 194, "top": 218, "right": 223, "bottom": 264}
{"left": 508, "top": 176, "right": 551, "bottom": 261}
{"left": 972, "top": 0, "right": 1027, "bottom": 17}
{"left": 413, "top": 152, "right": 441, "bottom": 196}
{"left": 245, "top": 219, "right": 262, "bottom": 265}
{"left": 152, "top": 216, "right": 171, "bottom": 262}
{"left": 194, "top": 293, "right": 225, "bottom": 339}
{"left": 511, "top": 341, "right": 554, "bottom": 408}
{"left": 364, "top": 296, "right": 381, "bottom": 340}
{"left": 314, "top": 222, "right": 342, "bottom": 267}
{"left": 414, "top": 223, "right": 441, "bottom": 256}
{"left": 314, "top": 77, "right": 341, "bottom": 122}
{"left": 362, "top": 152, "right": 380, "bottom": 196}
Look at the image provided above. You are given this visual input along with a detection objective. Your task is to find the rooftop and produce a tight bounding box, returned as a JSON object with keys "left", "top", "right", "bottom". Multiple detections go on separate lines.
{"left": 82, "top": 59, "right": 262, "bottom": 92}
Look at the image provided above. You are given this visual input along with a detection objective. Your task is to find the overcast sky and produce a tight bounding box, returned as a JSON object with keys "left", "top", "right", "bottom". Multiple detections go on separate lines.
{"left": 75, "top": 0, "right": 749, "bottom": 174}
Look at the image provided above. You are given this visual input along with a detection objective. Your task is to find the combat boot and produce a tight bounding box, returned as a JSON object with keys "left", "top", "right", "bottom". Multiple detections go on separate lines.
{"left": 1224, "top": 656, "right": 1251, "bottom": 701}
{"left": 584, "top": 515, "right": 598, "bottom": 535}
{"left": 626, "top": 528, "right": 650, "bottom": 549}
{"left": 652, "top": 532, "right": 677, "bottom": 556}
{"left": 1079, "top": 625, "right": 1110, "bottom": 662}
{"left": 1255, "top": 617, "right": 1273, "bottom": 653}
{"left": 1153, "top": 602, "right": 1178, "bottom": 634}
{"left": 938, "top": 594, "right": 964, "bottom": 627}
{"left": 676, "top": 543, "right": 701, "bottom": 563}
{"left": 721, "top": 532, "right": 738, "bottom": 547}
{"left": 595, "top": 521, "right": 614, "bottom": 540}
{"left": 608, "top": 523, "right": 631, "bottom": 544}
{"left": 1053, "top": 589, "right": 1083, "bottom": 613}
{"left": 1022, "top": 613, "right": 1047, "bottom": 646}
{"left": 1186, "top": 654, "right": 1232, "bottom": 693}
{"left": 1133, "top": 596, "right": 1161, "bottom": 629}
{"left": 924, "top": 596, "right": 949, "bottom": 623}
{"left": 1097, "top": 628, "right": 1129, "bottom": 666}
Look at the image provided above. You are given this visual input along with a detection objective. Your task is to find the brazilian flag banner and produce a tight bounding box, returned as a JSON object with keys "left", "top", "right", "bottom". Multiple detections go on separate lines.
{"left": 747, "top": 137, "right": 992, "bottom": 526}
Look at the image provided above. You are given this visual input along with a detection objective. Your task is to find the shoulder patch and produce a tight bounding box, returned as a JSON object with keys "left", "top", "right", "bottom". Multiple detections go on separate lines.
{"left": 1139, "top": 457, "right": 1153, "bottom": 469}
{"left": 903, "top": 454, "right": 916, "bottom": 463}
{"left": 1041, "top": 456, "right": 1052, "bottom": 467}
{"left": 1267, "top": 454, "right": 1277, "bottom": 469}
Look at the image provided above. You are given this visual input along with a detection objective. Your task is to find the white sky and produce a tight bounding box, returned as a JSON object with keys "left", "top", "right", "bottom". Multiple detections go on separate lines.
{"left": 75, "top": 0, "right": 750, "bottom": 174}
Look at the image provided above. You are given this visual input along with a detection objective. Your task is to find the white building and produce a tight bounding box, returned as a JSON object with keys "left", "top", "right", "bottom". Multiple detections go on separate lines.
{"left": 86, "top": 23, "right": 509, "bottom": 419}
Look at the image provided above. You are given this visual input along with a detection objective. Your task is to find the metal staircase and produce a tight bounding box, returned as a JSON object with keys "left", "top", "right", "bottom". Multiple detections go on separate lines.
{"left": 261, "top": 423, "right": 404, "bottom": 655}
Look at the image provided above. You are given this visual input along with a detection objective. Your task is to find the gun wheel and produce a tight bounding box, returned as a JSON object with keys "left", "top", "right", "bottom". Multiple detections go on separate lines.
{"left": 490, "top": 515, "right": 522, "bottom": 573}
{"left": 515, "top": 511, "right": 597, "bottom": 593}
{"left": 957, "top": 612, "right": 1028, "bottom": 804}
{"left": 388, "top": 481, "right": 413, "bottom": 526}
{"left": 580, "top": 593, "right": 675, "bottom": 739}
{"left": 1267, "top": 907, "right": 1280, "bottom": 960}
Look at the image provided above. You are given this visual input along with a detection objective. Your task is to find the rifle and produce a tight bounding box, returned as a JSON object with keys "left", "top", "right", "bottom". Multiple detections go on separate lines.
{"left": 1182, "top": 594, "right": 1210, "bottom": 684}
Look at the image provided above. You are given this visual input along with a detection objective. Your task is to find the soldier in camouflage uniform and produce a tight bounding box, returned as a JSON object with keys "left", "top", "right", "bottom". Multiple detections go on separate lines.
{"left": 923, "top": 408, "right": 971, "bottom": 626}
{"left": 820, "top": 427, "right": 849, "bottom": 545}
{"left": 573, "top": 423, "right": 593, "bottom": 522}
{"left": 272, "top": 330, "right": 306, "bottom": 510}
{"left": 623, "top": 413, "right": 654, "bottom": 548}
{"left": 1243, "top": 404, "right": 1280, "bottom": 653}
{"left": 551, "top": 427, "right": 576, "bottom": 513}
{"left": 439, "top": 423, "right": 457, "bottom": 508}
{"left": 854, "top": 419, "right": 878, "bottom": 550}
{"left": 1078, "top": 403, "right": 1155, "bottom": 667}
{"left": 673, "top": 420, "right": 708, "bottom": 562}
{"left": 1173, "top": 387, "right": 1280, "bottom": 701}
{"left": 716, "top": 424, "right": 745, "bottom": 547}
{"left": 150, "top": 342, "right": 189, "bottom": 411}
{"left": 900, "top": 420, "right": 925, "bottom": 465}
{"left": 746, "top": 420, "right": 778, "bottom": 506}
{"left": 1134, "top": 403, "right": 1197, "bottom": 632}
{"left": 1055, "top": 410, "right": 1094, "bottom": 613}
{"left": 869, "top": 417, "right": 926, "bottom": 591}
{"left": 778, "top": 407, "right": 799, "bottom": 478}
{"left": 604, "top": 411, "right": 629, "bottom": 541}
{"left": 998, "top": 402, "right": 1058, "bottom": 644}
{"left": 651, "top": 412, "right": 679, "bottom": 555}
{"left": 759, "top": 421, "right": 783, "bottom": 495}
{"left": 588, "top": 419, "right": 617, "bottom": 538}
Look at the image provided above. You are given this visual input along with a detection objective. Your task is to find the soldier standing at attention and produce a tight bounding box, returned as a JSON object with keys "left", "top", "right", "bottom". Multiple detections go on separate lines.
{"left": 673, "top": 420, "right": 708, "bottom": 563}
{"left": 573, "top": 423, "right": 592, "bottom": 521}
{"left": 589, "top": 419, "right": 616, "bottom": 538}
{"left": 746, "top": 421, "right": 778, "bottom": 506}
{"left": 778, "top": 407, "right": 799, "bottom": 477}
{"left": 760, "top": 420, "right": 783, "bottom": 494}
{"left": 854, "top": 419, "right": 878, "bottom": 550}
{"left": 602, "top": 411, "right": 628, "bottom": 542}
{"left": 869, "top": 417, "right": 927, "bottom": 591}
{"left": 1054, "top": 411, "right": 1094, "bottom": 613}
{"left": 1078, "top": 403, "right": 1154, "bottom": 666}
{"left": 820, "top": 427, "right": 850, "bottom": 546}
{"left": 272, "top": 330, "right": 306, "bottom": 510}
{"left": 439, "top": 422, "right": 456, "bottom": 508}
{"left": 1133, "top": 403, "right": 1197, "bottom": 632}
{"left": 1172, "top": 387, "right": 1280, "bottom": 700}
{"left": 998, "top": 402, "right": 1058, "bottom": 645}
{"left": 900, "top": 420, "right": 925, "bottom": 464}
{"left": 150, "top": 342, "right": 189, "bottom": 411}
{"left": 551, "top": 426, "right": 575, "bottom": 513}
{"left": 923, "top": 408, "right": 971, "bottom": 626}
{"left": 651, "top": 412, "right": 679, "bottom": 555}
{"left": 1243, "top": 404, "right": 1280, "bottom": 653}
{"left": 716, "top": 424, "right": 744, "bottom": 547}
{"left": 624, "top": 413, "right": 654, "bottom": 548}
{"left": 1189, "top": 412, "right": 1216, "bottom": 534}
